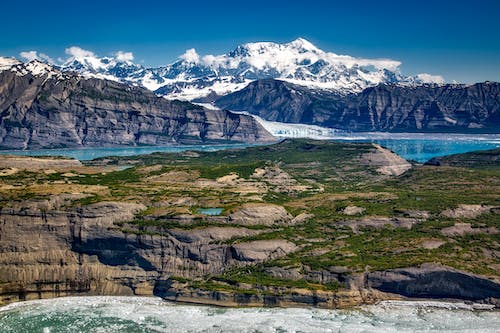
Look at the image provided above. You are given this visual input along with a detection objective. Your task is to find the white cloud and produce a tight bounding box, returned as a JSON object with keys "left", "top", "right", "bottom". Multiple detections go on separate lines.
{"left": 355, "top": 58, "right": 402, "bottom": 71}
{"left": 19, "top": 50, "right": 55, "bottom": 64}
{"left": 201, "top": 54, "right": 216, "bottom": 65}
{"left": 115, "top": 51, "right": 134, "bottom": 62}
{"left": 417, "top": 73, "right": 445, "bottom": 84}
{"left": 20, "top": 51, "right": 38, "bottom": 62}
{"left": 39, "top": 53, "right": 55, "bottom": 64}
{"left": 180, "top": 48, "right": 200, "bottom": 63}
{"left": 324, "top": 53, "right": 402, "bottom": 71}
{"left": 65, "top": 46, "right": 95, "bottom": 59}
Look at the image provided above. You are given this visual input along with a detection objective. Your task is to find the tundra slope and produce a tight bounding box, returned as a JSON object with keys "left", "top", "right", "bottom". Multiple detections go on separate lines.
{"left": 0, "top": 140, "right": 498, "bottom": 308}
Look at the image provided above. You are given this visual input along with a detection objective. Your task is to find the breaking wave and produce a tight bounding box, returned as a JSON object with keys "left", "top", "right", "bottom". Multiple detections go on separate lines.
{"left": 0, "top": 296, "right": 498, "bottom": 333}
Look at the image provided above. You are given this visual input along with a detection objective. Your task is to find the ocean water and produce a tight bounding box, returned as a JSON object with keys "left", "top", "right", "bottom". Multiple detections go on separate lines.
{"left": 0, "top": 134, "right": 497, "bottom": 163}
{"left": 0, "top": 297, "right": 498, "bottom": 333}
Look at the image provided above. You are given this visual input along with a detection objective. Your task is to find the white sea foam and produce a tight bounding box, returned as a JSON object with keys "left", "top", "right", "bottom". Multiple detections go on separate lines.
{"left": 0, "top": 296, "right": 498, "bottom": 333}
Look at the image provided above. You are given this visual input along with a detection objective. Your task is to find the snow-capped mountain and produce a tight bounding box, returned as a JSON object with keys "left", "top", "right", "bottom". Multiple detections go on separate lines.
{"left": 56, "top": 38, "right": 445, "bottom": 100}
{"left": 7, "top": 38, "right": 445, "bottom": 100}
{"left": 0, "top": 55, "right": 496, "bottom": 136}
{"left": 0, "top": 56, "right": 64, "bottom": 79}
{"left": 0, "top": 56, "right": 274, "bottom": 149}
{"left": 61, "top": 51, "right": 150, "bottom": 84}
{"left": 0, "top": 57, "right": 22, "bottom": 71}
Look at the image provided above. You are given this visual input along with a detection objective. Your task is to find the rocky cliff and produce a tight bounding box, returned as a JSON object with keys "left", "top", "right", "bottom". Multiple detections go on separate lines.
{"left": 215, "top": 79, "right": 500, "bottom": 132}
{"left": 2, "top": 193, "right": 498, "bottom": 307}
{"left": 367, "top": 264, "right": 500, "bottom": 301}
{"left": 0, "top": 197, "right": 300, "bottom": 304}
{"left": 0, "top": 61, "right": 274, "bottom": 149}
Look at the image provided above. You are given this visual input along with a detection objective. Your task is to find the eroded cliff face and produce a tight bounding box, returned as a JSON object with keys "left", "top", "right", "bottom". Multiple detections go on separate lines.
{"left": 2, "top": 195, "right": 498, "bottom": 308}
{"left": 0, "top": 197, "right": 401, "bottom": 307}
{"left": 215, "top": 79, "right": 500, "bottom": 132}
{"left": 0, "top": 199, "right": 149, "bottom": 302}
{"left": 0, "top": 68, "right": 275, "bottom": 149}
{"left": 0, "top": 197, "right": 298, "bottom": 304}
{"left": 367, "top": 265, "right": 500, "bottom": 301}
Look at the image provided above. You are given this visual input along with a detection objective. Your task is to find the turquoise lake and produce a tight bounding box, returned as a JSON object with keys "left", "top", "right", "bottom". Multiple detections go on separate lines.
{"left": 0, "top": 134, "right": 498, "bottom": 162}
{"left": 335, "top": 133, "right": 499, "bottom": 162}
{"left": 197, "top": 208, "right": 224, "bottom": 216}
{"left": 0, "top": 143, "right": 255, "bottom": 161}
{"left": 360, "top": 136, "right": 499, "bottom": 162}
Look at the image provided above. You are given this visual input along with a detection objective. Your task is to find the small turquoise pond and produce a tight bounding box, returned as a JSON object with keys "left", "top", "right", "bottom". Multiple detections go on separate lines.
{"left": 197, "top": 208, "right": 223, "bottom": 216}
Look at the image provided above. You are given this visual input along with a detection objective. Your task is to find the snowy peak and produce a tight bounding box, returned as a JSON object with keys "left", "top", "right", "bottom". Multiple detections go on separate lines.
{"left": 287, "top": 37, "right": 320, "bottom": 51}
{"left": 151, "top": 38, "right": 444, "bottom": 98}
{"left": 0, "top": 57, "right": 22, "bottom": 71}
{"left": 62, "top": 51, "right": 145, "bottom": 83}
{"left": 1, "top": 59, "right": 62, "bottom": 79}
{"left": 24, "top": 60, "right": 59, "bottom": 77}
{"left": 4, "top": 38, "right": 445, "bottom": 100}
{"left": 232, "top": 38, "right": 320, "bottom": 59}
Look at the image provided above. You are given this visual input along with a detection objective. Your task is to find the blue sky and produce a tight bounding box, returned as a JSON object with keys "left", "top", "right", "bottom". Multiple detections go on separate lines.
{"left": 1, "top": 0, "right": 499, "bottom": 83}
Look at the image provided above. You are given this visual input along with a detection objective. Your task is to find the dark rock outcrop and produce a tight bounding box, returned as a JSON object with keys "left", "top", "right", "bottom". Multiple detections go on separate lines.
{"left": 367, "top": 264, "right": 500, "bottom": 301}
{"left": 216, "top": 79, "right": 500, "bottom": 132}
{"left": 425, "top": 148, "right": 500, "bottom": 168}
{"left": 0, "top": 197, "right": 295, "bottom": 304}
{"left": 153, "top": 278, "right": 390, "bottom": 309}
{"left": 0, "top": 65, "right": 274, "bottom": 149}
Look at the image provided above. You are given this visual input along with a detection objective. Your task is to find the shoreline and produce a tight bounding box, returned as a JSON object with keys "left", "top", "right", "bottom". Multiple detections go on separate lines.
{"left": 0, "top": 294, "right": 497, "bottom": 313}
{"left": 1, "top": 286, "right": 498, "bottom": 312}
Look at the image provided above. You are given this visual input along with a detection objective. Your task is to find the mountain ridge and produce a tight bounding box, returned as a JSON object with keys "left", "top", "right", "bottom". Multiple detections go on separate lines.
{"left": 215, "top": 79, "right": 500, "bottom": 133}
{"left": 0, "top": 59, "right": 274, "bottom": 149}
{"left": 1, "top": 55, "right": 497, "bottom": 137}
{"left": 6, "top": 38, "right": 445, "bottom": 100}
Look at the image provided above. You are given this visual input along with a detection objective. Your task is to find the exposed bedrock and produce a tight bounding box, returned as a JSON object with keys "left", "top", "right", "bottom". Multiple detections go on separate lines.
{"left": 215, "top": 79, "right": 500, "bottom": 132}
{"left": 367, "top": 264, "right": 500, "bottom": 303}
{"left": 1, "top": 195, "right": 499, "bottom": 307}
{"left": 0, "top": 199, "right": 295, "bottom": 304}
{"left": 0, "top": 69, "right": 275, "bottom": 149}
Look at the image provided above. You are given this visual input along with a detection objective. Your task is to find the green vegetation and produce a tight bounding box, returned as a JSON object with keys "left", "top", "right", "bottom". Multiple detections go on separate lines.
{"left": 220, "top": 265, "right": 340, "bottom": 291}
{"left": 427, "top": 148, "right": 500, "bottom": 168}
{"left": 197, "top": 161, "right": 267, "bottom": 179}
{"left": 1, "top": 139, "right": 498, "bottom": 295}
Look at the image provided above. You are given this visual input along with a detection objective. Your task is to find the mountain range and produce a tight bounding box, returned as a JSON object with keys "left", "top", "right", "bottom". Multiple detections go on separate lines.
{"left": 0, "top": 59, "right": 273, "bottom": 149}
{"left": 215, "top": 79, "right": 500, "bottom": 132}
{"left": 0, "top": 38, "right": 498, "bottom": 149}
{"left": 34, "top": 38, "right": 445, "bottom": 100}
